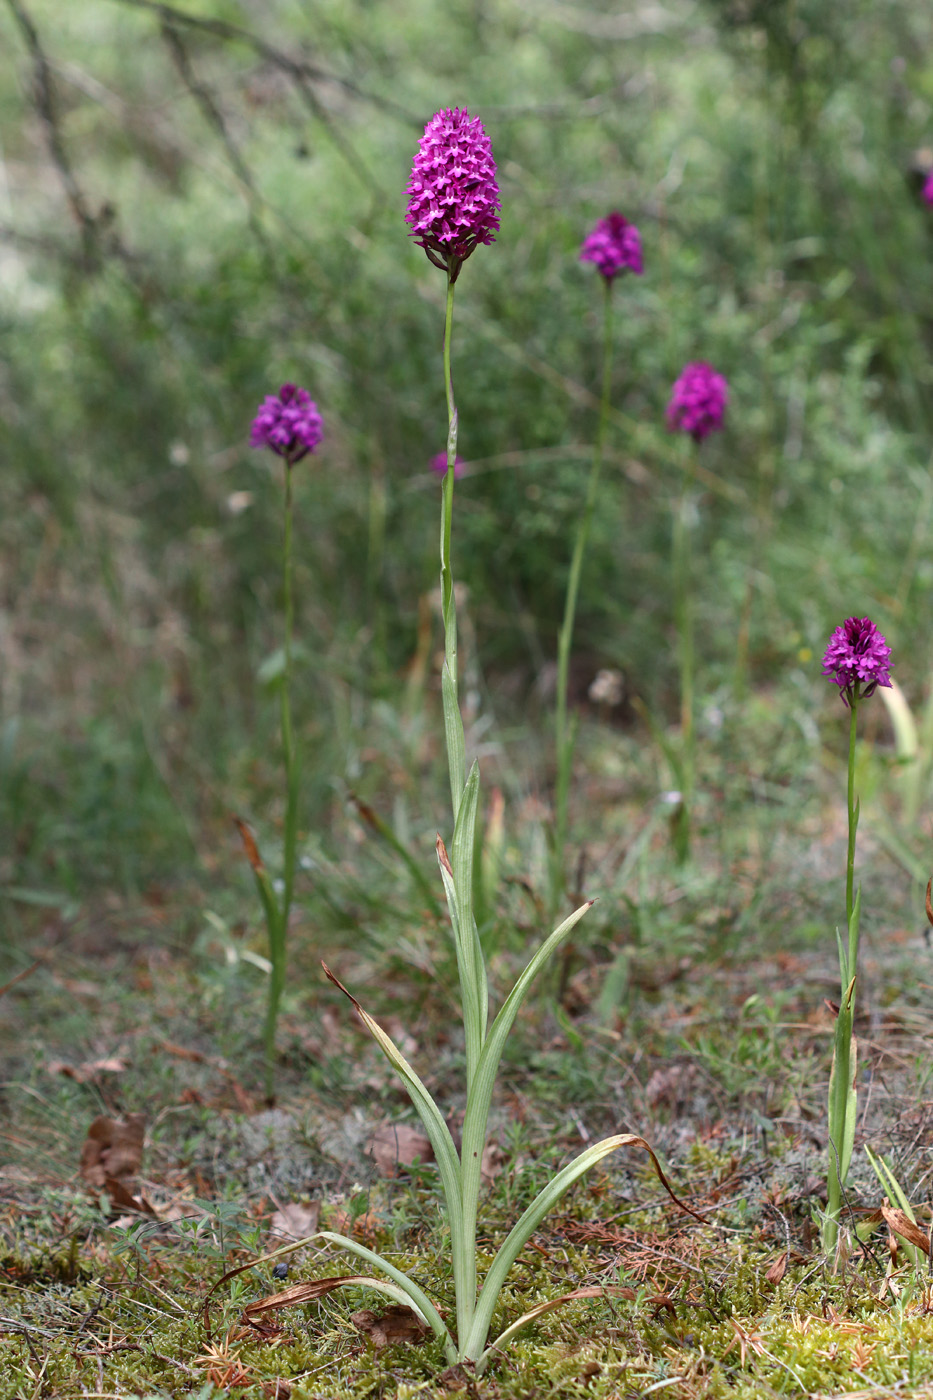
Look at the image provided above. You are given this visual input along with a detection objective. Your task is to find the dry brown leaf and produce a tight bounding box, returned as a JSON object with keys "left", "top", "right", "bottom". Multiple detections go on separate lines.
{"left": 881, "top": 1206, "right": 931, "bottom": 1254}
{"left": 244, "top": 1276, "right": 374, "bottom": 1317}
{"left": 481, "top": 1142, "right": 505, "bottom": 1187}
{"left": 350, "top": 1304, "right": 430, "bottom": 1349}
{"left": 765, "top": 1250, "right": 788, "bottom": 1285}
{"left": 259, "top": 1382, "right": 291, "bottom": 1399}
{"left": 80, "top": 1114, "right": 145, "bottom": 1188}
{"left": 235, "top": 816, "right": 265, "bottom": 872}
{"left": 329, "top": 1206, "right": 380, "bottom": 1243}
{"left": 48, "top": 1057, "right": 127, "bottom": 1082}
{"left": 102, "top": 1175, "right": 157, "bottom": 1217}
{"left": 366, "top": 1123, "right": 434, "bottom": 1177}
{"left": 268, "top": 1202, "right": 320, "bottom": 1242}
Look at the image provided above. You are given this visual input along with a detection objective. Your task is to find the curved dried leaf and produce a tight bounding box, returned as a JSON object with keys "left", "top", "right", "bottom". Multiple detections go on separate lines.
{"left": 881, "top": 1206, "right": 930, "bottom": 1254}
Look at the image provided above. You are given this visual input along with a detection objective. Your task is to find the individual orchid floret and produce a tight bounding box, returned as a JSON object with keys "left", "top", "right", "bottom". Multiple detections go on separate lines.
{"left": 405, "top": 107, "right": 501, "bottom": 280}
{"left": 250, "top": 384, "right": 324, "bottom": 466}
{"left": 579, "top": 212, "right": 643, "bottom": 279}
{"left": 822, "top": 616, "right": 893, "bottom": 706}
{"left": 431, "top": 452, "right": 465, "bottom": 478}
{"left": 666, "top": 361, "right": 729, "bottom": 442}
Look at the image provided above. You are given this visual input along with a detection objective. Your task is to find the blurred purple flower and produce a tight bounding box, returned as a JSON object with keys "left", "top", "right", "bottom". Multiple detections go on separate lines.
{"left": 822, "top": 616, "right": 893, "bottom": 706}
{"left": 579, "top": 212, "right": 643, "bottom": 280}
{"left": 923, "top": 172, "right": 933, "bottom": 206}
{"left": 666, "top": 362, "right": 729, "bottom": 442}
{"left": 405, "top": 107, "right": 501, "bottom": 277}
{"left": 431, "top": 452, "right": 465, "bottom": 479}
{"left": 251, "top": 384, "right": 323, "bottom": 466}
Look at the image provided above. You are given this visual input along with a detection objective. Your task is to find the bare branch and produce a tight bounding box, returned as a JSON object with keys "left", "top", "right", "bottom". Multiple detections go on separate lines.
{"left": 4, "top": 0, "right": 100, "bottom": 264}
{"left": 159, "top": 20, "right": 257, "bottom": 199}
{"left": 109, "top": 0, "right": 417, "bottom": 124}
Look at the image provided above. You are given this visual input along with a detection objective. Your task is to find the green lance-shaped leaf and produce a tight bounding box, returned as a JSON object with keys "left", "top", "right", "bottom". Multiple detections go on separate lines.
{"left": 321, "top": 964, "right": 471, "bottom": 1331}
{"left": 436, "top": 827, "right": 484, "bottom": 1088}
{"left": 457, "top": 899, "right": 593, "bottom": 1352}
{"left": 465, "top": 1133, "right": 704, "bottom": 1368}
{"left": 450, "top": 761, "right": 488, "bottom": 1042}
{"left": 205, "top": 1229, "right": 455, "bottom": 1361}
{"left": 827, "top": 974, "right": 857, "bottom": 1200}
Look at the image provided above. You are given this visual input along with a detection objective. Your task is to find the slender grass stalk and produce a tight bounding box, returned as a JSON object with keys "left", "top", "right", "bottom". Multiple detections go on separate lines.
{"left": 552, "top": 277, "right": 614, "bottom": 916}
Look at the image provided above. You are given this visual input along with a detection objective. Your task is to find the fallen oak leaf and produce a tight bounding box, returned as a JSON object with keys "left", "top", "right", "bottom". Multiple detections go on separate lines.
{"left": 102, "top": 1175, "right": 157, "bottom": 1218}
{"left": 350, "top": 1303, "right": 429, "bottom": 1349}
{"left": 268, "top": 1202, "right": 321, "bottom": 1243}
{"left": 80, "top": 1114, "right": 145, "bottom": 1188}
{"left": 366, "top": 1123, "right": 434, "bottom": 1178}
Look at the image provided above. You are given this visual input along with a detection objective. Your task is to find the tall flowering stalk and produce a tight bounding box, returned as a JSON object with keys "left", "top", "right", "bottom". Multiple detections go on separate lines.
{"left": 245, "top": 384, "right": 323, "bottom": 1102}
{"left": 821, "top": 617, "right": 893, "bottom": 1259}
{"left": 211, "top": 109, "right": 698, "bottom": 1375}
{"left": 550, "top": 213, "right": 642, "bottom": 917}
{"left": 665, "top": 361, "right": 728, "bottom": 861}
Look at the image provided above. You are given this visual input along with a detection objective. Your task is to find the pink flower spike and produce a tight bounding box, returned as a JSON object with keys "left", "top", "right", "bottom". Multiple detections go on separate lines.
{"left": 406, "top": 108, "right": 500, "bottom": 279}
{"left": 666, "top": 362, "right": 728, "bottom": 442}
{"left": 822, "top": 617, "right": 893, "bottom": 706}
{"left": 250, "top": 384, "right": 323, "bottom": 466}
{"left": 579, "top": 212, "right": 643, "bottom": 280}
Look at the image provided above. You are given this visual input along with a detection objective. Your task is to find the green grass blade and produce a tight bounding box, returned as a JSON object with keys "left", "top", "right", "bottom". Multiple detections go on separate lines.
{"left": 321, "top": 964, "right": 470, "bottom": 1334}
{"left": 205, "top": 1229, "right": 454, "bottom": 1358}
{"left": 465, "top": 1132, "right": 701, "bottom": 1364}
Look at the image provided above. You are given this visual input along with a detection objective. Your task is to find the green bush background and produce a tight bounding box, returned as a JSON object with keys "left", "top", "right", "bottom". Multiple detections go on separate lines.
{"left": 1, "top": 0, "right": 932, "bottom": 898}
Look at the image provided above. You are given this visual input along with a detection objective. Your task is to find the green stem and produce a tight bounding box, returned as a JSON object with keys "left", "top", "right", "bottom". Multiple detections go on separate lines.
{"left": 264, "top": 461, "right": 298, "bottom": 1102}
{"left": 845, "top": 698, "right": 858, "bottom": 935}
{"left": 437, "top": 266, "right": 476, "bottom": 1337}
{"left": 553, "top": 277, "right": 614, "bottom": 912}
{"left": 671, "top": 443, "right": 696, "bottom": 861}
{"left": 825, "top": 699, "right": 861, "bottom": 1259}
{"left": 440, "top": 272, "right": 466, "bottom": 819}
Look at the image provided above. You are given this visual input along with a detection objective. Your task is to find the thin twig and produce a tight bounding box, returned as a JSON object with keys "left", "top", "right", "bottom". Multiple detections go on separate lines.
{"left": 5, "top": 0, "right": 99, "bottom": 263}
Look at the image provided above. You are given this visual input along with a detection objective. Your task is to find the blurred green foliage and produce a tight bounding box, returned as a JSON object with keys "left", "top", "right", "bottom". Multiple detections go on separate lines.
{"left": 1, "top": 0, "right": 932, "bottom": 898}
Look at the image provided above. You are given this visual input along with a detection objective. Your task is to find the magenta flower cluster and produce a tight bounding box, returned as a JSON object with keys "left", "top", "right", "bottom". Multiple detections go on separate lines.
{"left": 822, "top": 616, "right": 893, "bottom": 706}
{"left": 250, "top": 384, "right": 324, "bottom": 465}
{"left": 666, "top": 361, "right": 729, "bottom": 441}
{"left": 924, "top": 172, "right": 933, "bottom": 206}
{"left": 580, "top": 212, "right": 643, "bottom": 280}
{"left": 405, "top": 108, "right": 501, "bottom": 276}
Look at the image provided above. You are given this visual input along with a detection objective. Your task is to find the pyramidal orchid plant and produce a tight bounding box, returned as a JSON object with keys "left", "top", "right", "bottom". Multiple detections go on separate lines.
{"left": 820, "top": 616, "right": 893, "bottom": 1261}
{"left": 551, "top": 212, "right": 642, "bottom": 918}
{"left": 242, "top": 385, "right": 323, "bottom": 1102}
{"left": 209, "top": 108, "right": 698, "bottom": 1376}
{"left": 664, "top": 360, "right": 728, "bottom": 862}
